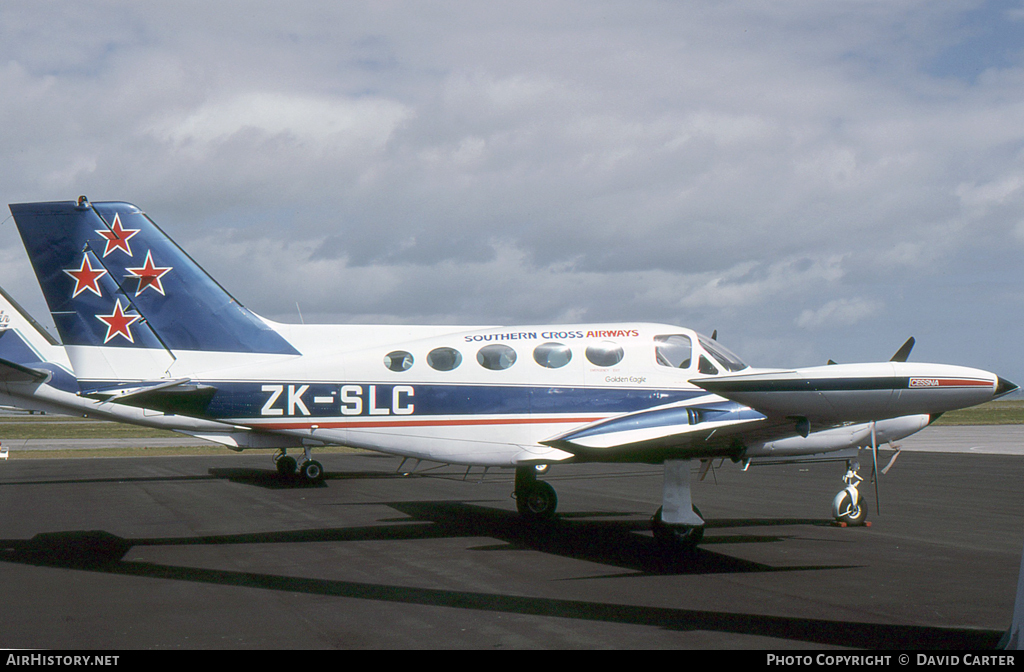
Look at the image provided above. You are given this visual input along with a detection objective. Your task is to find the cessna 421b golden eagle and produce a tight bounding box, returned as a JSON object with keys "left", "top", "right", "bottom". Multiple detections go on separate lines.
{"left": 6, "top": 197, "right": 1016, "bottom": 549}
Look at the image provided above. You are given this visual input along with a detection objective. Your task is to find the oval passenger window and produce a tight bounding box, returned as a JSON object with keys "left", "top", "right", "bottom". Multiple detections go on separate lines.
{"left": 586, "top": 341, "right": 624, "bottom": 367}
{"left": 427, "top": 347, "right": 463, "bottom": 371}
{"left": 533, "top": 342, "right": 572, "bottom": 369}
{"left": 383, "top": 351, "right": 414, "bottom": 372}
{"left": 477, "top": 344, "right": 517, "bottom": 370}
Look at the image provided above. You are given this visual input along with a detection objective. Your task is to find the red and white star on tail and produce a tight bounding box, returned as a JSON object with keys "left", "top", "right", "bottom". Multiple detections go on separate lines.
{"left": 125, "top": 251, "right": 172, "bottom": 296}
{"left": 96, "top": 298, "right": 141, "bottom": 343}
{"left": 63, "top": 255, "right": 108, "bottom": 297}
{"left": 95, "top": 213, "right": 140, "bottom": 258}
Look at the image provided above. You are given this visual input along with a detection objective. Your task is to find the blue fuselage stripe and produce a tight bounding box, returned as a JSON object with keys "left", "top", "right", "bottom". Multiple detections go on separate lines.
{"left": 83, "top": 381, "right": 701, "bottom": 420}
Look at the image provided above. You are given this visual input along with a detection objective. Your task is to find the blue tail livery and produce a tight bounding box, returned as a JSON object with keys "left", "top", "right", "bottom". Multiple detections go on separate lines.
{"left": 10, "top": 198, "right": 298, "bottom": 355}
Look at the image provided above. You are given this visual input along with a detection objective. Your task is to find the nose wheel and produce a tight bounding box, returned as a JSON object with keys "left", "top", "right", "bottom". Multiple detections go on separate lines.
{"left": 832, "top": 461, "right": 868, "bottom": 526}
{"left": 652, "top": 505, "right": 705, "bottom": 549}
{"left": 653, "top": 460, "right": 706, "bottom": 551}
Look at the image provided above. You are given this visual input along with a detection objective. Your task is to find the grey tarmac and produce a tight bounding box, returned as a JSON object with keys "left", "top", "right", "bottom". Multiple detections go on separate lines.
{"left": 0, "top": 424, "right": 1021, "bottom": 649}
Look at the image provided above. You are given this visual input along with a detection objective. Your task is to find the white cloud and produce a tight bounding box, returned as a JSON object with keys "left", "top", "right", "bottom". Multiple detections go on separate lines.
{"left": 145, "top": 92, "right": 412, "bottom": 156}
{"left": 955, "top": 174, "right": 1024, "bottom": 217}
{"left": 796, "top": 298, "right": 882, "bottom": 330}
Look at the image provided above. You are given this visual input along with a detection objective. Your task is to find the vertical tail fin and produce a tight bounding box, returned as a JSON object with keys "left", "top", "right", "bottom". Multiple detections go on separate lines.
{"left": 9, "top": 199, "right": 298, "bottom": 382}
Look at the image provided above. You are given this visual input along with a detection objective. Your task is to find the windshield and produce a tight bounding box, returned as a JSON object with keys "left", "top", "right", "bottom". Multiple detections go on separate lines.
{"left": 697, "top": 334, "right": 748, "bottom": 372}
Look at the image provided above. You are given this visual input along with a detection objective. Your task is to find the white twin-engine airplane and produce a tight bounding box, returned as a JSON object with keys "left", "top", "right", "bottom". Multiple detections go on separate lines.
{"left": 6, "top": 197, "right": 1018, "bottom": 549}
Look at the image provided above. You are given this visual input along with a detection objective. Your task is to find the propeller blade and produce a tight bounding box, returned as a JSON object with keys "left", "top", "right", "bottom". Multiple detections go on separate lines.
{"left": 890, "top": 337, "right": 915, "bottom": 362}
{"left": 871, "top": 421, "right": 880, "bottom": 514}
{"left": 881, "top": 446, "right": 902, "bottom": 475}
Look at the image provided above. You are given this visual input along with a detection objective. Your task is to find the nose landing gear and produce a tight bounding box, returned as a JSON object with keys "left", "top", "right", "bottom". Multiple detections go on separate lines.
{"left": 832, "top": 461, "right": 868, "bottom": 526}
{"left": 652, "top": 459, "right": 706, "bottom": 551}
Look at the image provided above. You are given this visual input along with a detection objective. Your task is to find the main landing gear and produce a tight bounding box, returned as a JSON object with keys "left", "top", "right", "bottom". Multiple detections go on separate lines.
{"left": 514, "top": 465, "right": 558, "bottom": 522}
{"left": 513, "top": 460, "right": 706, "bottom": 552}
{"left": 273, "top": 447, "right": 324, "bottom": 484}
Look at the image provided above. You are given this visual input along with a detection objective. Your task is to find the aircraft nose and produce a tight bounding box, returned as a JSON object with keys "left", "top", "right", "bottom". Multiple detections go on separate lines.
{"left": 995, "top": 376, "right": 1019, "bottom": 398}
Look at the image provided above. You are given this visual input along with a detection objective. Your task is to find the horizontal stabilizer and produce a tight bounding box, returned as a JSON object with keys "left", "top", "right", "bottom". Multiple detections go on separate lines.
{"left": 85, "top": 378, "right": 217, "bottom": 416}
{"left": 0, "top": 357, "right": 51, "bottom": 383}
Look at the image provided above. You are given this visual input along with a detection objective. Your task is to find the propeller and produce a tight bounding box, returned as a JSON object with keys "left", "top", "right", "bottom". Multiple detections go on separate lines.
{"left": 890, "top": 337, "right": 915, "bottom": 362}
{"left": 870, "top": 421, "right": 880, "bottom": 514}
{"left": 827, "top": 336, "right": 915, "bottom": 366}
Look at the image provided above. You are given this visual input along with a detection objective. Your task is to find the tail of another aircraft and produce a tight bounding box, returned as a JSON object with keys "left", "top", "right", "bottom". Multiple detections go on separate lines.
{"left": 9, "top": 198, "right": 298, "bottom": 382}
{"left": 0, "top": 284, "right": 79, "bottom": 392}
{"left": 0, "top": 285, "right": 62, "bottom": 363}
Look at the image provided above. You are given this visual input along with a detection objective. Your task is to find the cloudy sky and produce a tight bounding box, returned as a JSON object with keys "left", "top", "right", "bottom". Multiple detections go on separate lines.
{"left": 0, "top": 1, "right": 1022, "bottom": 382}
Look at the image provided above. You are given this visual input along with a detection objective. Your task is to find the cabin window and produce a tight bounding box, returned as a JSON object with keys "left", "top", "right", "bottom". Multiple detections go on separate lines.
{"left": 655, "top": 335, "right": 692, "bottom": 369}
{"left": 383, "top": 350, "right": 414, "bottom": 372}
{"left": 533, "top": 342, "right": 572, "bottom": 369}
{"left": 698, "top": 355, "right": 719, "bottom": 375}
{"left": 586, "top": 341, "right": 624, "bottom": 367}
{"left": 427, "top": 347, "right": 463, "bottom": 371}
{"left": 477, "top": 344, "right": 517, "bottom": 370}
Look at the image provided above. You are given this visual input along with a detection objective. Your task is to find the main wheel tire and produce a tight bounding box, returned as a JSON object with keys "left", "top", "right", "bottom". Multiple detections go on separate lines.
{"left": 652, "top": 506, "right": 705, "bottom": 550}
{"left": 300, "top": 459, "right": 324, "bottom": 484}
{"left": 516, "top": 481, "right": 558, "bottom": 521}
{"left": 832, "top": 490, "right": 867, "bottom": 526}
{"left": 276, "top": 455, "right": 297, "bottom": 477}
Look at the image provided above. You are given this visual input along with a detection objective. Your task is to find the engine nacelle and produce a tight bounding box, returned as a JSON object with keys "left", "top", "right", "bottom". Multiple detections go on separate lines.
{"left": 743, "top": 414, "right": 930, "bottom": 459}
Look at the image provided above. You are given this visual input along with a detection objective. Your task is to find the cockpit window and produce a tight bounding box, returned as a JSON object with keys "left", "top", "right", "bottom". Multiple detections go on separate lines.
{"left": 534, "top": 342, "right": 572, "bottom": 369}
{"left": 697, "top": 335, "right": 748, "bottom": 372}
{"left": 477, "top": 344, "right": 517, "bottom": 370}
{"left": 698, "top": 355, "right": 719, "bottom": 375}
{"left": 427, "top": 347, "right": 462, "bottom": 371}
{"left": 586, "top": 341, "right": 624, "bottom": 367}
{"left": 655, "top": 335, "right": 692, "bottom": 369}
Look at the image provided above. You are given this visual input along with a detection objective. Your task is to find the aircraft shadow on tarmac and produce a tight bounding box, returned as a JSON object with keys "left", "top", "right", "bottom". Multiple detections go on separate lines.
{"left": 0, "top": 500, "right": 1005, "bottom": 649}
{"left": 208, "top": 466, "right": 395, "bottom": 489}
